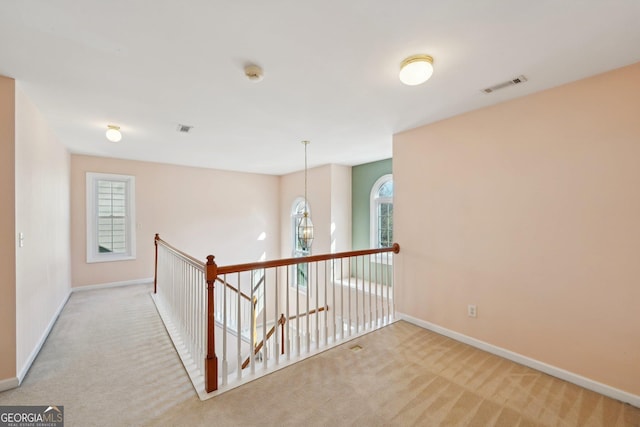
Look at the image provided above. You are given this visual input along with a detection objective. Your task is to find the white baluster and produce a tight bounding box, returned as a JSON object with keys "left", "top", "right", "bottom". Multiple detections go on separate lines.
{"left": 386, "top": 251, "right": 391, "bottom": 323}
{"left": 274, "top": 267, "right": 279, "bottom": 366}
{"left": 286, "top": 267, "right": 291, "bottom": 360}
{"left": 262, "top": 269, "right": 267, "bottom": 370}
{"left": 250, "top": 271, "right": 255, "bottom": 375}
{"left": 236, "top": 272, "right": 242, "bottom": 380}
{"left": 295, "top": 263, "right": 300, "bottom": 356}
{"left": 347, "top": 257, "right": 352, "bottom": 337}
{"left": 306, "top": 263, "right": 311, "bottom": 354}
{"left": 331, "top": 259, "right": 336, "bottom": 345}
{"left": 222, "top": 274, "right": 228, "bottom": 385}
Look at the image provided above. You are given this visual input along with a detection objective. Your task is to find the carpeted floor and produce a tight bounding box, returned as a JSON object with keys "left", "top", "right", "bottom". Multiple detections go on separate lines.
{"left": 0, "top": 284, "right": 638, "bottom": 426}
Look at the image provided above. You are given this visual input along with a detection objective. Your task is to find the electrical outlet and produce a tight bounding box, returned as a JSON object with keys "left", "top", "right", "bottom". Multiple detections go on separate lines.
{"left": 467, "top": 304, "right": 477, "bottom": 318}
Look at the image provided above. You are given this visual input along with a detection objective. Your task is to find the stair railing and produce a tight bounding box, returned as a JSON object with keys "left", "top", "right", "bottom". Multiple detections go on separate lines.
{"left": 154, "top": 234, "right": 253, "bottom": 392}
{"left": 241, "top": 313, "right": 287, "bottom": 369}
{"left": 153, "top": 234, "right": 208, "bottom": 385}
{"left": 154, "top": 234, "right": 400, "bottom": 395}
{"left": 209, "top": 243, "right": 400, "bottom": 393}
{"left": 214, "top": 277, "right": 252, "bottom": 339}
{"left": 240, "top": 306, "right": 328, "bottom": 369}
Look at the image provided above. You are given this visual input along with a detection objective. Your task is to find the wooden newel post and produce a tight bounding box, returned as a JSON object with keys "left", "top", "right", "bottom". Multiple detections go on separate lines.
{"left": 279, "top": 313, "right": 286, "bottom": 355}
{"left": 154, "top": 234, "right": 160, "bottom": 294}
{"left": 205, "top": 255, "right": 219, "bottom": 393}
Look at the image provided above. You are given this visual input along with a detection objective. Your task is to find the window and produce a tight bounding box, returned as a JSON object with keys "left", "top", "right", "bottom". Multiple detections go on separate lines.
{"left": 86, "top": 172, "right": 136, "bottom": 263}
{"left": 291, "top": 198, "right": 310, "bottom": 291}
{"left": 370, "top": 174, "right": 393, "bottom": 249}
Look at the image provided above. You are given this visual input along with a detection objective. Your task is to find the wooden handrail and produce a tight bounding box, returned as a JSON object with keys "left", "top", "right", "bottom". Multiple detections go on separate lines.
{"left": 155, "top": 234, "right": 400, "bottom": 394}
{"left": 215, "top": 277, "right": 252, "bottom": 301}
{"left": 253, "top": 274, "right": 265, "bottom": 292}
{"left": 280, "top": 313, "right": 285, "bottom": 356}
{"left": 155, "top": 235, "right": 205, "bottom": 269}
{"left": 157, "top": 234, "right": 265, "bottom": 301}
{"left": 240, "top": 306, "right": 328, "bottom": 369}
{"left": 287, "top": 305, "right": 328, "bottom": 321}
{"left": 241, "top": 313, "right": 288, "bottom": 369}
{"left": 218, "top": 243, "right": 400, "bottom": 275}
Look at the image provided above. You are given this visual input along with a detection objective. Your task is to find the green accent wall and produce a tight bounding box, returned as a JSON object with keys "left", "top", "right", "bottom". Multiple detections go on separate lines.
{"left": 351, "top": 158, "right": 392, "bottom": 250}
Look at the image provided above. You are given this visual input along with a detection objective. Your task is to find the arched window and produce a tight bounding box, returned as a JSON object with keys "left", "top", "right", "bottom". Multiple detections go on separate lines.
{"left": 370, "top": 174, "right": 393, "bottom": 249}
{"left": 291, "top": 198, "right": 310, "bottom": 290}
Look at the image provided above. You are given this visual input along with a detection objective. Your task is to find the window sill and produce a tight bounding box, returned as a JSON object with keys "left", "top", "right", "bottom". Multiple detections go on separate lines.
{"left": 87, "top": 254, "right": 136, "bottom": 264}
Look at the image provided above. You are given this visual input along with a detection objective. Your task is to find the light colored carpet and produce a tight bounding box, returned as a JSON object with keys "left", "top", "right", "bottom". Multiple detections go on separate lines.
{"left": 0, "top": 284, "right": 638, "bottom": 426}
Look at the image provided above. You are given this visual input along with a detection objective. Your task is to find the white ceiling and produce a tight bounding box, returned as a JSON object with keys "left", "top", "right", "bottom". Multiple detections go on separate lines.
{"left": 1, "top": 1, "right": 639, "bottom": 175}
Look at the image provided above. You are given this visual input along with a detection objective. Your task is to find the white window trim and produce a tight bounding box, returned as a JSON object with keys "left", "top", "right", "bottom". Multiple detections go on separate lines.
{"left": 86, "top": 172, "right": 136, "bottom": 263}
{"left": 370, "top": 174, "right": 393, "bottom": 264}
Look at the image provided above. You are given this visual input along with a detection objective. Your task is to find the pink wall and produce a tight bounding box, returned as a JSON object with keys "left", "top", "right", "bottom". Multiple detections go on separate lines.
{"left": 330, "top": 164, "right": 352, "bottom": 253}
{"left": 0, "top": 76, "right": 16, "bottom": 383}
{"left": 279, "top": 165, "right": 333, "bottom": 258}
{"left": 70, "top": 155, "right": 280, "bottom": 287}
{"left": 394, "top": 62, "right": 640, "bottom": 396}
{"left": 15, "top": 84, "right": 71, "bottom": 377}
{"left": 279, "top": 164, "right": 352, "bottom": 314}
{"left": 279, "top": 164, "right": 352, "bottom": 258}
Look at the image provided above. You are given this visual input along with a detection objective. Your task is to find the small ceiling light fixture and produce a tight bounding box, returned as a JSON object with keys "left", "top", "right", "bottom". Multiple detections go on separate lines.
{"left": 399, "top": 54, "right": 434, "bottom": 86}
{"left": 105, "top": 125, "right": 122, "bottom": 142}
{"left": 297, "top": 140, "right": 314, "bottom": 252}
{"left": 244, "top": 64, "right": 264, "bottom": 82}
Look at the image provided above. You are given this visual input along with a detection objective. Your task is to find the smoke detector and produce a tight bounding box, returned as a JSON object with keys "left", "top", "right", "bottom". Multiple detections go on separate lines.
{"left": 244, "top": 64, "right": 264, "bottom": 82}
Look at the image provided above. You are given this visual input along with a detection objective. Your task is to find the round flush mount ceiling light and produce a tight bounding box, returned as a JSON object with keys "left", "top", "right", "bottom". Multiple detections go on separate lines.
{"left": 105, "top": 125, "right": 122, "bottom": 142}
{"left": 244, "top": 64, "right": 264, "bottom": 82}
{"left": 399, "top": 54, "right": 434, "bottom": 86}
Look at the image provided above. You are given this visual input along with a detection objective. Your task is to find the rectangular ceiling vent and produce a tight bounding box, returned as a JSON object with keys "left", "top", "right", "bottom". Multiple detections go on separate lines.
{"left": 482, "top": 75, "right": 528, "bottom": 94}
{"left": 176, "top": 124, "right": 193, "bottom": 133}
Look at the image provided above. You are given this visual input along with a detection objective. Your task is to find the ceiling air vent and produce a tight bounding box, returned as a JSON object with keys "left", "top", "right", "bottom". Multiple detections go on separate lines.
{"left": 482, "top": 75, "right": 528, "bottom": 94}
{"left": 176, "top": 124, "right": 193, "bottom": 133}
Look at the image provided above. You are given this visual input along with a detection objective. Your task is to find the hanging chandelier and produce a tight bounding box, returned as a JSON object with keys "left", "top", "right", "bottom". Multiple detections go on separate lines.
{"left": 297, "top": 140, "right": 314, "bottom": 252}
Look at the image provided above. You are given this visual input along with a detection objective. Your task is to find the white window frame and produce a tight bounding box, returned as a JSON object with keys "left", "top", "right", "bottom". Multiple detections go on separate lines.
{"left": 370, "top": 174, "right": 393, "bottom": 263}
{"left": 86, "top": 172, "right": 136, "bottom": 263}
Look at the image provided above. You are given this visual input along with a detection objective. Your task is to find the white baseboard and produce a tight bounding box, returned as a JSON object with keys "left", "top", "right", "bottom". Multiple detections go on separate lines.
{"left": 397, "top": 312, "right": 640, "bottom": 408}
{"left": 72, "top": 277, "right": 153, "bottom": 292}
{"left": 17, "top": 289, "right": 72, "bottom": 384}
{"left": 0, "top": 377, "right": 19, "bottom": 393}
